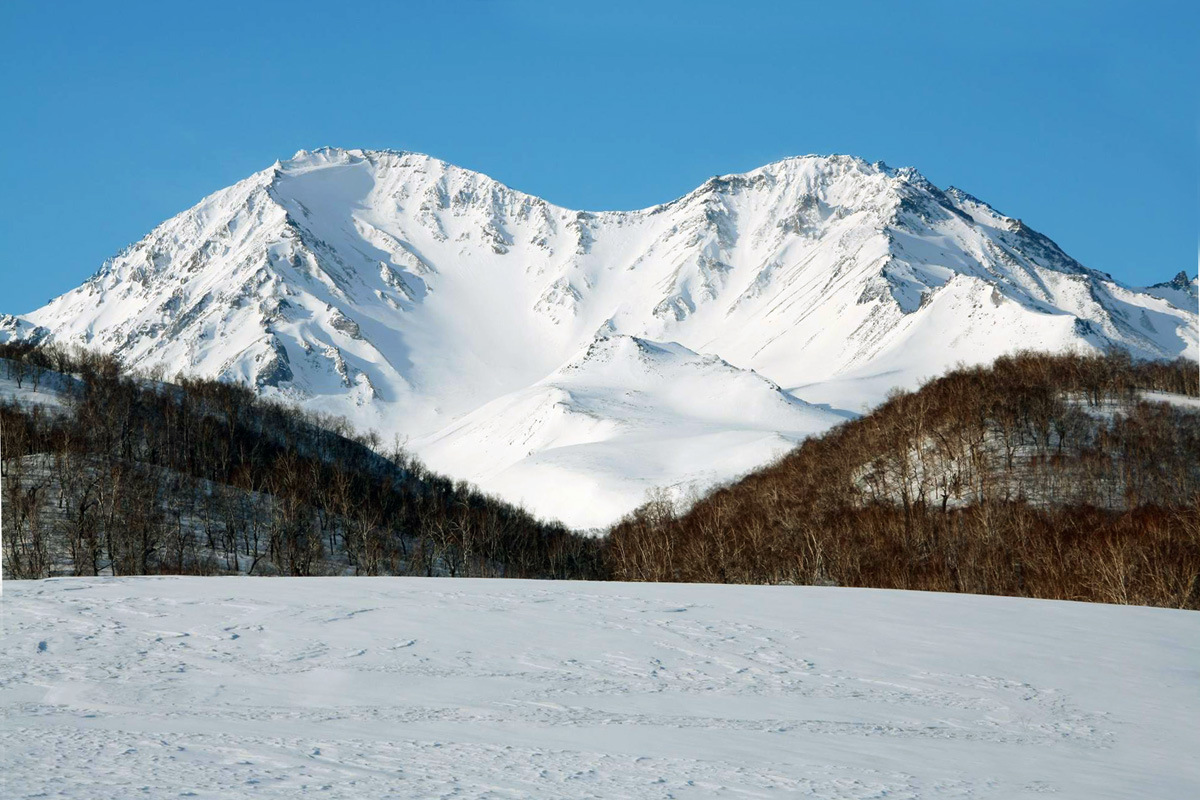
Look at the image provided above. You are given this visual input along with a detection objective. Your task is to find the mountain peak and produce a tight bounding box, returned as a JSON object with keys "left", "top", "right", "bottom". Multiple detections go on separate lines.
{"left": 1165, "top": 270, "right": 1194, "bottom": 289}
{"left": 5, "top": 149, "right": 1196, "bottom": 527}
{"left": 281, "top": 146, "right": 442, "bottom": 173}
{"left": 723, "top": 153, "right": 881, "bottom": 185}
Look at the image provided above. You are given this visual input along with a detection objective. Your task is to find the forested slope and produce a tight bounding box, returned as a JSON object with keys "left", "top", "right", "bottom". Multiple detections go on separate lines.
{"left": 1, "top": 342, "right": 602, "bottom": 580}
{"left": 606, "top": 352, "right": 1200, "bottom": 608}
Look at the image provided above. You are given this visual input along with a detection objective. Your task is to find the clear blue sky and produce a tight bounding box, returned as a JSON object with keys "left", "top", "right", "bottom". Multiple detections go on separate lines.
{"left": 2, "top": 0, "right": 1196, "bottom": 313}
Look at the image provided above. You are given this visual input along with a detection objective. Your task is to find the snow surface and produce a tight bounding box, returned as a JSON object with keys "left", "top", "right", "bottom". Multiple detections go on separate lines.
{"left": 0, "top": 366, "right": 78, "bottom": 413}
{"left": 1141, "top": 390, "right": 1200, "bottom": 410}
{"left": 2, "top": 577, "right": 1197, "bottom": 799}
{"left": 413, "top": 332, "right": 846, "bottom": 528}
{"left": 5, "top": 149, "right": 1197, "bottom": 527}
{"left": 1140, "top": 270, "right": 1199, "bottom": 314}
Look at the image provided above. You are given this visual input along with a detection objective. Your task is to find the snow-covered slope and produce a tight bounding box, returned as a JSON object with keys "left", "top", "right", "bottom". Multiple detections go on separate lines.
{"left": 1141, "top": 269, "right": 1199, "bottom": 314}
{"left": 6, "top": 148, "right": 1196, "bottom": 526}
{"left": 415, "top": 330, "right": 847, "bottom": 527}
{"left": 4, "top": 577, "right": 1199, "bottom": 799}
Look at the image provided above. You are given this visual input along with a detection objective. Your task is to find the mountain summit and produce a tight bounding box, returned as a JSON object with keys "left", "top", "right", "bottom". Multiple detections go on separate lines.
{"left": 5, "top": 148, "right": 1196, "bottom": 526}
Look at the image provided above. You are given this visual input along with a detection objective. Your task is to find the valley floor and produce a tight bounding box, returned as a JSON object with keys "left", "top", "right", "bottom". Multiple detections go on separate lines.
{"left": 2, "top": 577, "right": 1197, "bottom": 799}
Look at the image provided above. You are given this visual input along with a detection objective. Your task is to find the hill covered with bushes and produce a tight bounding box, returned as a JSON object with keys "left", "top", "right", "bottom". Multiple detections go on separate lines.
{"left": 606, "top": 352, "right": 1200, "bottom": 608}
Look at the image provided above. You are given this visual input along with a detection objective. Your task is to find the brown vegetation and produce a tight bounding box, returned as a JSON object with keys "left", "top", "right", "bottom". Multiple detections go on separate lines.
{"left": 605, "top": 352, "right": 1200, "bottom": 608}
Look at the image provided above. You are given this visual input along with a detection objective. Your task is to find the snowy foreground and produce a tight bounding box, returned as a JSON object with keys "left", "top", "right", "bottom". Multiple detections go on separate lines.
{"left": 2, "top": 578, "right": 1198, "bottom": 799}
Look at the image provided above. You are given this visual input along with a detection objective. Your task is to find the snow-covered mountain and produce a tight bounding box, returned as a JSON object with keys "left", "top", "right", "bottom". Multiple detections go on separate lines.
{"left": 5, "top": 148, "right": 1196, "bottom": 527}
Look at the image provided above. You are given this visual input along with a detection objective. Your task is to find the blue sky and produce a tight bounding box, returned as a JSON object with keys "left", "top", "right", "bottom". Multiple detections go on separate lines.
{"left": 2, "top": 0, "right": 1196, "bottom": 313}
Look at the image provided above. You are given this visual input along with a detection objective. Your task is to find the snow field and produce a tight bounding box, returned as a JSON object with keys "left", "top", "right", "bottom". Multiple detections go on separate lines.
{"left": 3, "top": 577, "right": 1198, "bottom": 798}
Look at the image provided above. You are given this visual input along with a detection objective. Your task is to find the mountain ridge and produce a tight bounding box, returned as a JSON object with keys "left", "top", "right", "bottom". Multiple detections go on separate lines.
{"left": 4, "top": 147, "right": 1196, "bottom": 526}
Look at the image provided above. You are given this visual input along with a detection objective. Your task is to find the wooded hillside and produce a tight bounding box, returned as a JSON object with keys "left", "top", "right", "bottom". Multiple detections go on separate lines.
{"left": 1, "top": 342, "right": 603, "bottom": 580}
{"left": 606, "top": 352, "right": 1200, "bottom": 608}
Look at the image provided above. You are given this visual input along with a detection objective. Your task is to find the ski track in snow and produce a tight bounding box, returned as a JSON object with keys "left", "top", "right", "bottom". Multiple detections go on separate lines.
{"left": 3, "top": 577, "right": 1198, "bottom": 798}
